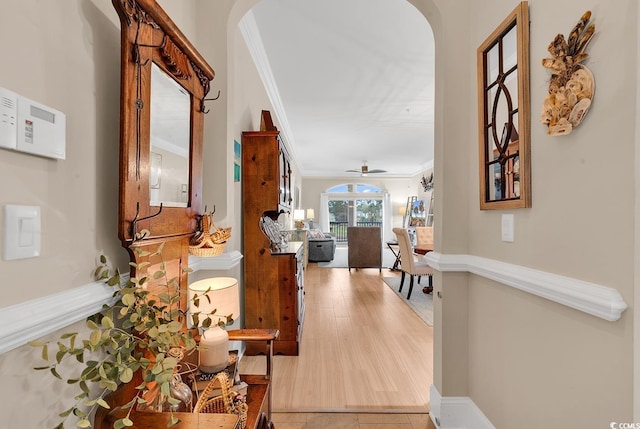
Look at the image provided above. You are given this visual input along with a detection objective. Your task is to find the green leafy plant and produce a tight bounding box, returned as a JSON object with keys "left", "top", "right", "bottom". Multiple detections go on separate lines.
{"left": 30, "top": 243, "right": 197, "bottom": 429}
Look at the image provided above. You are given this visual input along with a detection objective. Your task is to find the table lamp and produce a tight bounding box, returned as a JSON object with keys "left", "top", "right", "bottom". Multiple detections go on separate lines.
{"left": 293, "top": 209, "right": 305, "bottom": 229}
{"left": 306, "top": 208, "right": 315, "bottom": 229}
{"left": 188, "top": 277, "right": 240, "bottom": 373}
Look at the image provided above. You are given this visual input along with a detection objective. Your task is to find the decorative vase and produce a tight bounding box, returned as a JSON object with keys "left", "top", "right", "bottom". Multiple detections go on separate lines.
{"left": 137, "top": 362, "right": 196, "bottom": 413}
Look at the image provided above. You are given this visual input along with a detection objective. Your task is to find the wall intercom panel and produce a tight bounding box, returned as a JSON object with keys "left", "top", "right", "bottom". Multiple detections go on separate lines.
{"left": 0, "top": 86, "right": 66, "bottom": 160}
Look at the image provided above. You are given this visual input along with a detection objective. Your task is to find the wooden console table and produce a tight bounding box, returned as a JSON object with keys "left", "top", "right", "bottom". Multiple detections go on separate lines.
{"left": 95, "top": 329, "right": 279, "bottom": 429}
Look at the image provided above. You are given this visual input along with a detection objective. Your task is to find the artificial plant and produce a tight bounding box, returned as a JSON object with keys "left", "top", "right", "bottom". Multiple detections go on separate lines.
{"left": 30, "top": 243, "right": 198, "bottom": 429}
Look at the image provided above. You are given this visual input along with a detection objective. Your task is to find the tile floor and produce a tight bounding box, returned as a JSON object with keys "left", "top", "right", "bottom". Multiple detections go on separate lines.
{"left": 271, "top": 412, "right": 435, "bottom": 429}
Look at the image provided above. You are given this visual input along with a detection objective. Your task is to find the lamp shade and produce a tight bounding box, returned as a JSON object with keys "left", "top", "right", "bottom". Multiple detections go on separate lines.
{"left": 293, "top": 209, "right": 305, "bottom": 221}
{"left": 188, "top": 277, "right": 240, "bottom": 373}
{"left": 188, "top": 277, "right": 240, "bottom": 326}
{"left": 306, "top": 209, "right": 315, "bottom": 220}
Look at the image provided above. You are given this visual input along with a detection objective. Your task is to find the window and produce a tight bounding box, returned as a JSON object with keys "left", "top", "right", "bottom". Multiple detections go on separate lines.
{"left": 324, "top": 184, "right": 386, "bottom": 242}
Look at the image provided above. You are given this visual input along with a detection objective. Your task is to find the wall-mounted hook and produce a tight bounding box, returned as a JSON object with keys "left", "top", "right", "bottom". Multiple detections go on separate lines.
{"left": 130, "top": 202, "right": 163, "bottom": 241}
{"left": 200, "top": 90, "right": 221, "bottom": 114}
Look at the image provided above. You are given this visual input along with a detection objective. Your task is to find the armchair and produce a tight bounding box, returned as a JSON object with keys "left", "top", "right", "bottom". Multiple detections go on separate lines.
{"left": 347, "top": 226, "right": 382, "bottom": 272}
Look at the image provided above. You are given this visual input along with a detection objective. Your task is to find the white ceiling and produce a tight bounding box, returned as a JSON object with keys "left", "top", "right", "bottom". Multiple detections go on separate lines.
{"left": 244, "top": 0, "right": 435, "bottom": 178}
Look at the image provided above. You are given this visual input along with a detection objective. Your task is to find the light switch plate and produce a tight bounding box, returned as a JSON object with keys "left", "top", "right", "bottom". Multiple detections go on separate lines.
{"left": 3, "top": 204, "right": 41, "bottom": 260}
{"left": 501, "top": 214, "right": 514, "bottom": 242}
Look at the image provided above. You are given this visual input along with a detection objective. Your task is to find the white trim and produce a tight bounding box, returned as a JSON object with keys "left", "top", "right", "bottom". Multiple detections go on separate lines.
{"left": 429, "top": 385, "right": 495, "bottom": 429}
{"left": 634, "top": 0, "right": 640, "bottom": 419}
{"left": 0, "top": 279, "right": 121, "bottom": 355}
{"left": 425, "top": 252, "right": 628, "bottom": 322}
{"left": 0, "top": 252, "right": 243, "bottom": 355}
{"left": 188, "top": 250, "right": 243, "bottom": 271}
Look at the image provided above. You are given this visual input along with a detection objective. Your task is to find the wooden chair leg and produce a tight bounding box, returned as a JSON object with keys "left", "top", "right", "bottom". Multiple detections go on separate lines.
{"left": 399, "top": 271, "right": 406, "bottom": 292}
{"left": 407, "top": 275, "right": 415, "bottom": 300}
{"left": 422, "top": 276, "right": 434, "bottom": 294}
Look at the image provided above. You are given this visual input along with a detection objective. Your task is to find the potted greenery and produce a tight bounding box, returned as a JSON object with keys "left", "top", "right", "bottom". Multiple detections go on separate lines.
{"left": 30, "top": 243, "right": 201, "bottom": 429}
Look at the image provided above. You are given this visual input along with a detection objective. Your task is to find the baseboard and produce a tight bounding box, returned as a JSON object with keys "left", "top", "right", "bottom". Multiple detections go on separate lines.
{"left": 429, "top": 385, "right": 495, "bottom": 429}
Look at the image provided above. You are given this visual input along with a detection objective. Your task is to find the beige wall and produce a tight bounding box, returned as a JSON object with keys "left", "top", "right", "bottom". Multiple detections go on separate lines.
{"left": 461, "top": 1, "right": 636, "bottom": 427}
{"left": 0, "top": 1, "right": 124, "bottom": 307}
{"left": 0, "top": 2, "right": 203, "bottom": 426}
{"left": 0, "top": 0, "right": 637, "bottom": 427}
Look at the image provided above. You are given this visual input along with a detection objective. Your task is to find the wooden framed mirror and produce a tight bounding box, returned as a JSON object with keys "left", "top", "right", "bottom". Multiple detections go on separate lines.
{"left": 112, "top": 0, "right": 214, "bottom": 288}
{"left": 477, "top": 2, "right": 531, "bottom": 210}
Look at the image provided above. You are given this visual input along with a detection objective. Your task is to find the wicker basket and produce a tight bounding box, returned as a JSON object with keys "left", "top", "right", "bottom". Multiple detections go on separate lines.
{"left": 189, "top": 212, "right": 232, "bottom": 257}
{"left": 193, "top": 372, "right": 248, "bottom": 428}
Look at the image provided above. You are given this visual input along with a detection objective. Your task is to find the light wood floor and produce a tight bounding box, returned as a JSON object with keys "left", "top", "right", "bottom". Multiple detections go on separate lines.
{"left": 239, "top": 264, "right": 434, "bottom": 413}
{"left": 271, "top": 411, "right": 436, "bottom": 429}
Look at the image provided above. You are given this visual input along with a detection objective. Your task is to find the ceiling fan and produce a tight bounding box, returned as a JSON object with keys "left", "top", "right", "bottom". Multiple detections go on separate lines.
{"left": 345, "top": 161, "right": 387, "bottom": 176}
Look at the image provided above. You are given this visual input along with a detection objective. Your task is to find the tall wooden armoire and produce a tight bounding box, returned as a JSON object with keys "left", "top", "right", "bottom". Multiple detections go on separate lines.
{"left": 242, "top": 111, "right": 305, "bottom": 355}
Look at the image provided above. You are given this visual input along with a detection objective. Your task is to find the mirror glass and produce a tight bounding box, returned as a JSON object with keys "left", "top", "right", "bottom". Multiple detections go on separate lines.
{"left": 150, "top": 63, "right": 191, "bottom": 208}
{"left": 477, "top": 2, "right": 530, "bottom": 210}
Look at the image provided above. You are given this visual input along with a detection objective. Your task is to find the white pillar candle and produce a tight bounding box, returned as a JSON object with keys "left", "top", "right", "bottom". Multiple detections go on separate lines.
{"left": 199, "top": 326, "right": 229, "bottom": 373}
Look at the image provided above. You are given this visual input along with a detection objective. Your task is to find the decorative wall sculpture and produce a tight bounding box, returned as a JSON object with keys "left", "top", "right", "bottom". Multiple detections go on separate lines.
{"left": 540, "top": 11, "right": 595, "bottom": 136}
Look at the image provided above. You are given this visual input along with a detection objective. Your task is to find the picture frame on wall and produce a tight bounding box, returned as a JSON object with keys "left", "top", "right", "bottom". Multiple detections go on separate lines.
{"left": 234, "top": 139, "right": 241, "bottom": 182}
{"left": 409, "top": 199, "right": 426, "bottom": 227}
{"left": 477, "top": 1, "right": 531, "bottom": 210}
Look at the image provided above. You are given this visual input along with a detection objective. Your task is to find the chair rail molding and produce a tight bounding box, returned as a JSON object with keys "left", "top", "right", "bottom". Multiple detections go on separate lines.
{"left": 0, "top": 279, "right": 120, "bottom": 355}
{"left": 425, "top": 252, "right": 627, "bottom": 322}
{"left": 0, "top": 251, "right": 243, "bottom": 355}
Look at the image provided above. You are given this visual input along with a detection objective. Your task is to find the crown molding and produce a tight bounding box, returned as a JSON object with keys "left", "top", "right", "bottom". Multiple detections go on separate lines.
{"left": 238, "top": 11, "right": 299, "bottom": 163}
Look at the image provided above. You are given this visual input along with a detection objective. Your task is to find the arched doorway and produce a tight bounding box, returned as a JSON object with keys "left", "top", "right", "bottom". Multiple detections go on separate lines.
{"left": 227, "top": 0, "right": 442, "bottom": 414}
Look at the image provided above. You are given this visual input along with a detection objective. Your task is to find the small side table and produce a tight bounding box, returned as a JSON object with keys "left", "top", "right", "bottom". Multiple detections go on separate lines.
{"left": 386, "top": 240, "right": 401, "bottom": 271}
{"left": 228, "top": 329, "right": 279, "bottom": 428}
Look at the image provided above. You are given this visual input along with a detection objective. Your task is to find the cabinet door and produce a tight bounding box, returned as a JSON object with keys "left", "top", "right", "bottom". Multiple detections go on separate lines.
{"left": 296, "top": 249, "right": 305, "bottom": 338}
{"left": 278, "top": 141, "right": 292, "bottom": 209}
{"left": 242, "top": 132, "right": 281, "bottom": 211}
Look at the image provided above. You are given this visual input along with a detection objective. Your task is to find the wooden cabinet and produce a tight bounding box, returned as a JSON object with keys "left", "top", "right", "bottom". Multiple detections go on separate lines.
{"left": 287, "top": 229, "right": 309, "bottom": 270}
{"left": 242, "top": 110, "right": 292, "bottom": 214}
{"left": 242, "top": 111, "right": 304, "bottom": 356}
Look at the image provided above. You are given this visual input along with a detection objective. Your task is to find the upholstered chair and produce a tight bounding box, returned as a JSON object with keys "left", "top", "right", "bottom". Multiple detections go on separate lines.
{"left": 414, "top": 226, "right": 433, "bottom": 247}
{"left": 347, "top": 226, "right": 382, "bottom": 272}
{"left": 392, "top": 227, "right": 433, "bottom": 299}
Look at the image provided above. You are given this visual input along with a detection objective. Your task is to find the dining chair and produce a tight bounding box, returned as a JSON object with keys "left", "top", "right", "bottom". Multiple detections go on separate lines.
{"left": 414, "top": 226, "right": 433, "bottom": 247}
{"left": 392, "top": 227, "right": 433, "bottom": 299}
